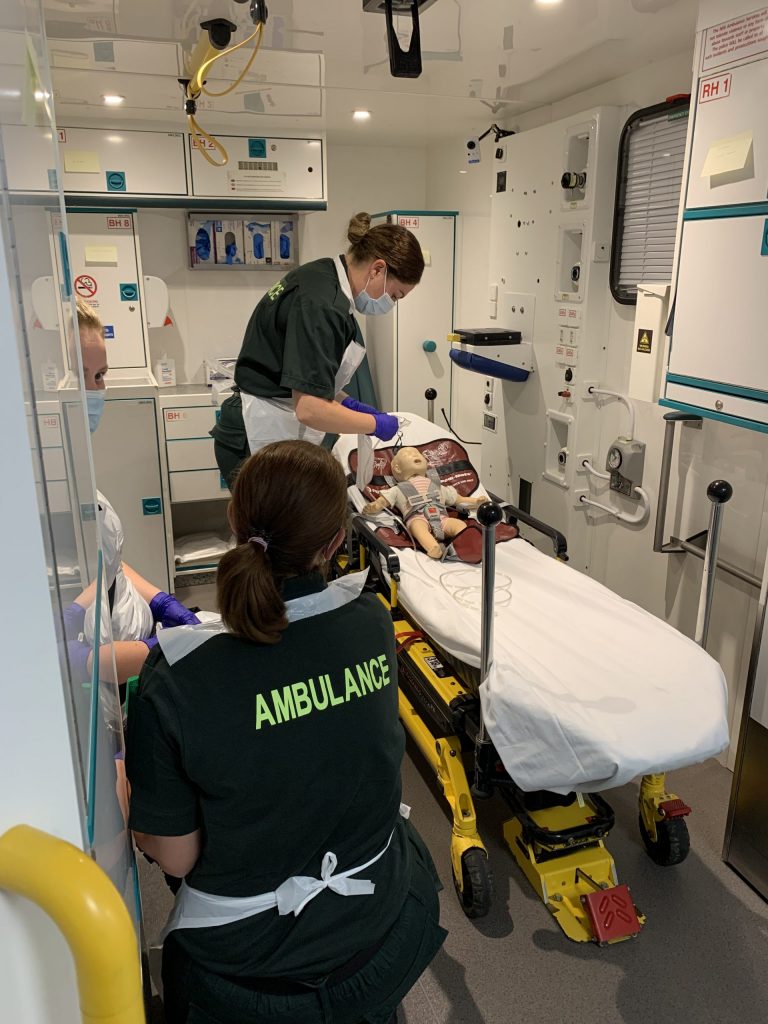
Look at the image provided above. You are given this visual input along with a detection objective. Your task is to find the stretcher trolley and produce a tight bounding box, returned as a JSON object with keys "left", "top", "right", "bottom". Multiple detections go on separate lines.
{"left": 333, "top": 414, "right": 730, "bottom": 945}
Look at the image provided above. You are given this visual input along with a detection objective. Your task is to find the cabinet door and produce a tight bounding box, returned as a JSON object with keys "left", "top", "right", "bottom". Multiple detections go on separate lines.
{"left": 668, "top": 214, "right": 768, "bottom": 398}
{"left": 91, "top": 397, "right": 170, "bottom": 593}
{"left": 59, "top": 211, "right": 148, "bottom": 371}
{"left": 395, "top": 216, "right": 455, "bottom": 419}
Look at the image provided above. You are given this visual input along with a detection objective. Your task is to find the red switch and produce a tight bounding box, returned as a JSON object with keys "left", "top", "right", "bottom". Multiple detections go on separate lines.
{"left": 558, "top": 389, "right": 572, "bottom": 399}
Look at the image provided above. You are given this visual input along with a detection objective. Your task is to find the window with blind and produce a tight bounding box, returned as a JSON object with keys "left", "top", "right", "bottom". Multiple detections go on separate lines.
{"left": 610, "top": 98, "right": 690, "bottom": 305}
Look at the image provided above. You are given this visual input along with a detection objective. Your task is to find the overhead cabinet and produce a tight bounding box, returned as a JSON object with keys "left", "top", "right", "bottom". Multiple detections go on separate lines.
{"left": 188, "top": 135, "right": 325, "bottom": 203}
{"left": 3, "top": 126, "right": 188, "bottom": 195}
{"left": 2, "top": 126, "right": 326, "bottom": 206}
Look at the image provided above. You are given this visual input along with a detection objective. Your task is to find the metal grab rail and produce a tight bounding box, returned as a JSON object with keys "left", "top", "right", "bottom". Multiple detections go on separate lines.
{"left": 472, "top": 502, "right": 503, "bottom": 799}
{"left": 695, "top": 481, "right": 733, "bottom": 647}
{"left": 654, "top": 412, "right": 761, "bottom": 591}
{"left": 0, "top": 825, "right": 144, "bottom": 1024}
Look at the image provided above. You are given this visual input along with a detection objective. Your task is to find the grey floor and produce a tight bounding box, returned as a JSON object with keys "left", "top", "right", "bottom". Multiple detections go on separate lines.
{"left": 139, "top": 742, "right": 768, "bottom": 1024}
{"left": 154, "top": 582, "right": 768, "bottom": 1022}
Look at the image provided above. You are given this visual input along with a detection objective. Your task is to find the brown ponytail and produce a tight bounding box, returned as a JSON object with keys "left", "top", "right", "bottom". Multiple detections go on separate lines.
{"left": 216, "top": 441, "right": 348, "bottom": 644}
{"left": 346, "top": 210, "right": 425, "bottom": 285}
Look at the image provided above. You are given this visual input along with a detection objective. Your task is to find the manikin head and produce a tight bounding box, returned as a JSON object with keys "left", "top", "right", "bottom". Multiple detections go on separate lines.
{"left": 391, "top": 446, "right": 428, "bottom": 482}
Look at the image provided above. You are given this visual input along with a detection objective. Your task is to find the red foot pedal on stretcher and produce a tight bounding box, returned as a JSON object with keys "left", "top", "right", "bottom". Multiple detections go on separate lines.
{"left": 581, "top": 884, "right": 642, "bottom": 944}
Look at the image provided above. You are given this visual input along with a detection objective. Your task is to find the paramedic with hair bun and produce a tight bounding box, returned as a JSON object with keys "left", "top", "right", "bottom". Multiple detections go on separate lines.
{"left": 126, "top": 440, "right": 446, "bottom": 1024}
{"left": 212, "top": 211, "right": 424, "bottom": 483}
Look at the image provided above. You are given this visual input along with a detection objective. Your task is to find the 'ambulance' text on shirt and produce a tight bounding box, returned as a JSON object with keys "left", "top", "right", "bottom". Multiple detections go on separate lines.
{"left": 255, "top": 654, "right": 391, "bottom": 730}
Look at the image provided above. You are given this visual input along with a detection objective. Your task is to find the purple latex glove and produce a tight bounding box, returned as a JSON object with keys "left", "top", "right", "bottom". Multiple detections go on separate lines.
{"left": 369, "top": 412, "right": 399, "bottom": 442}
{"left": 63, "top": 602, "right": 86, "bottom": 641}
{"left": 149, "top": 591, "right": 200, "bottom": 628}
{"left": 67, "top": 639, "right": 91, "bottom": 681}
{"left": 141, "top": 636, "right": 159, "bottom": 651}
{"left": 341, "top": 396, "right": 380, "bottom": 417}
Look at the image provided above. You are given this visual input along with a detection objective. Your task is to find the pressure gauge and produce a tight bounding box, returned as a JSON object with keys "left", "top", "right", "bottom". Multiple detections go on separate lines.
{"left": 607, "top": 447, "right": 623, "bottom": 470}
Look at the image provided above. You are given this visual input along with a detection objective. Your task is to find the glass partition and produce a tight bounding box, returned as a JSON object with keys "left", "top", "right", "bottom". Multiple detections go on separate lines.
{"left": 0, "top": 1, "right": 135, "bottom": 919}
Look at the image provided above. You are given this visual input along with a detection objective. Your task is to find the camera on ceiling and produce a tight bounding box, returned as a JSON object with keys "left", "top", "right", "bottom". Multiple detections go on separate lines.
{"left": 466, "top": 137, "right": 480, "bottom": 165}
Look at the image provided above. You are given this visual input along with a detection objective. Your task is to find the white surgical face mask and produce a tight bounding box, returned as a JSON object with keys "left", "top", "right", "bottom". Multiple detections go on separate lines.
{"left": 86, "top": 389, "right": 106, "bottom": 433}
{"left": 354, "top": 267, "right": 395, "bottom": 317}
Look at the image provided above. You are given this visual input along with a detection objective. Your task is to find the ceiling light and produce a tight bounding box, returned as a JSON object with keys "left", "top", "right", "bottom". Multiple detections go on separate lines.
{"left": 0, "top": 88, "right": 21, "bottom": 99}
{"left": 459, "top": 170, "right": 468, "bottom": 174}
{"left": 535, "top": 0, "right": 563, "bottom": 5}
{"left": 102, "top": 94, "right": 125, "bottom": 106}
{"left": 352, "top": 110, "right": 371, "bottom": 121}
{"left": 106, "top": 135, "right": 123, "bottom": 143}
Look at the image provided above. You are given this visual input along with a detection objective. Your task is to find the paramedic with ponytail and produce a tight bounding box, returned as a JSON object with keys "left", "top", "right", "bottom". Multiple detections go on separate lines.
{"left": 126, "top": 441, "right": 445, "bottom": 1024}
{"left": 212, "top": 212, "right": 424, "bottom": 484}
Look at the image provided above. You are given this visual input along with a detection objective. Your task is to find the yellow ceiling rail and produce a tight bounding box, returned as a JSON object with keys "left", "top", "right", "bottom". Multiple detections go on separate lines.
{"left": 0, "top": 825, "right": 144, "bottom": 1024}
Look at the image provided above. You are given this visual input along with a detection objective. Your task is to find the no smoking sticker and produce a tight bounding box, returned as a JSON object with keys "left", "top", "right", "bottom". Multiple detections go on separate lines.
{"left": 74, "top": 274, "right": 98, "bottom": 299}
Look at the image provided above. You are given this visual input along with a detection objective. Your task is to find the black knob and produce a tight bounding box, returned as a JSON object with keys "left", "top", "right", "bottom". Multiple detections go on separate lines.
{"left": 477, "top": 501, "right": 503, "bottom": 528}
{"left": 707, "top": 480, "right": 733, "bottom": 504}
{"left": 561, "top": 170, "right": 586, "bottom": 190}
{"left": 425, "top": 388, "right": 437, "bottom": 400}
{"left": 564, "top": 368, "right": 573, "bottom": 382}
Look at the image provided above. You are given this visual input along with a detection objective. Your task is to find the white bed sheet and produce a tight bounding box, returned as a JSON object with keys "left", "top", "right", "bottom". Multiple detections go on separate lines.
{"left": 334, "top": 417, "right": 729, "bottom": 794}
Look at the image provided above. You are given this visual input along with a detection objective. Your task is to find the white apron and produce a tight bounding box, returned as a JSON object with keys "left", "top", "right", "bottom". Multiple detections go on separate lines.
{"left": 155, "top": 569, "right": 408, "bottom": 937}
{"left": 84, "top": 492, "right": 153, "bottom": 645}
{"left": 242, "top": 256, "right": 367, "bottom": 453}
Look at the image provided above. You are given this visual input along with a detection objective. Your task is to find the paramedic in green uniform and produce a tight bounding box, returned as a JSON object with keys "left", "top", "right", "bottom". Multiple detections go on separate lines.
{"left": 126, "top": 441, "right": 446, "bottom": 1024}
{"left": 212, "top": 211, "right": 425, "bottom": 484}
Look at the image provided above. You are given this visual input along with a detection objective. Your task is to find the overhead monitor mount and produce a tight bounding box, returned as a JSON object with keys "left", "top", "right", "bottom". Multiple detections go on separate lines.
{"left": 363, "top": 0, "right": 441, "bottom": 79}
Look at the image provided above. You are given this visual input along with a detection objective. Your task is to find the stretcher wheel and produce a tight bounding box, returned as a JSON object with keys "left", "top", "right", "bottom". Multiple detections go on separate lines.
{"left": 638, "top": 813, "right": 690, "bottom": 866}
{"left": 453, "top": 848, "right": 493, "bottom": 919}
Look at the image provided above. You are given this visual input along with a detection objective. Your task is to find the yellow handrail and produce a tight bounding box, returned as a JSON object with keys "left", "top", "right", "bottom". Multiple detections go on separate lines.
{"left": 0, "top": 825, "right": 144, "bottom": 1024}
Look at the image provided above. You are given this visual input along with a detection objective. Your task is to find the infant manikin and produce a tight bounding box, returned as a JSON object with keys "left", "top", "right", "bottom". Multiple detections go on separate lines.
{"left": 362, "top": 446, "right": 486, "bottom": 558}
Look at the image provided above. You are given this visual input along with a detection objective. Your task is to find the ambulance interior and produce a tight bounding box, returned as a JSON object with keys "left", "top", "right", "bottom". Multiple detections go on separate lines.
{"left": 2, "top": 1, "right": 768, "bottom": 1022}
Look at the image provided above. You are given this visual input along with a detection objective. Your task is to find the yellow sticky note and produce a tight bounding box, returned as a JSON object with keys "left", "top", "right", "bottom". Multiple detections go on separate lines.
{"left": 421, "top": 248, "right": 432, "bottom": 267}
{"left": 85, "top": 245, "right": 118, "bottom": 265}
{"left": 64, "top": 150, "right": 101, "bottom": 174}
{"left": 701, "top": 131, "right": 753, "bottom": 177}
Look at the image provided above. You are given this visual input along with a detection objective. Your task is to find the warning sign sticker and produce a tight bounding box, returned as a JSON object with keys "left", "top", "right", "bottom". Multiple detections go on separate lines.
{"left": 702, "top": 8, "right": 768, "bottom": 72}
{"left": 74, "top": 274, "right": 97, "bottom": 299}
{"left": 636, "top": 329, "right": 653, "bottom": 354}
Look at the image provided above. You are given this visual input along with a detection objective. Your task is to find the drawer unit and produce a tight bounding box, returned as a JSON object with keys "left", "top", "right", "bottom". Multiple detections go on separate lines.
{"left": 42, "top": 447, "right": 67, "bottom": 480}
{"left": 169, "top": 469, "right": 229, "bottom": 503}
{"left": 663, "top": 381, "right": 768, "bottom": 428}
{"left": 38, "top": 411, "right": 64, "bottom": 448}
{"left": 162, "top": 405, "right": 218, "bottom": 440}
{"left": 46, "top": 480, "right": 71, "bottom": 515}
{"left": 166, "top": 437, "right": 218, "bottom": 472}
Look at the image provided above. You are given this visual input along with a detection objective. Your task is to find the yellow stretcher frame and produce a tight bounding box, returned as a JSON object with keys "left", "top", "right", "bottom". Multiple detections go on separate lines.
{"left": 348, "top": 516, "right": 693, "bottom": 943}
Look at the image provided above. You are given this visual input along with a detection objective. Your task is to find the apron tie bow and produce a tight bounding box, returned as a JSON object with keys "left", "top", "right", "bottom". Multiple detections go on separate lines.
{"left": 275, "top": 850, "right": 376, "bottom": 917}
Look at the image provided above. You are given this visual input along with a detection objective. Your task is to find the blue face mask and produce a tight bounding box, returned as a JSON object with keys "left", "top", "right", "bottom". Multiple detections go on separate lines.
{"left": 354, "top": 268, "right": 395, "bottom": 317}
{"left": 86, "top": 390, "right": 106, "bottom": 433}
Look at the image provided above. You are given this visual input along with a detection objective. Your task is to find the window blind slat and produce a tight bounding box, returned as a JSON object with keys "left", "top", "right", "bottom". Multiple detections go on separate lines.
{"left": 614, "top": 107, "right": 689, "bottom": 300}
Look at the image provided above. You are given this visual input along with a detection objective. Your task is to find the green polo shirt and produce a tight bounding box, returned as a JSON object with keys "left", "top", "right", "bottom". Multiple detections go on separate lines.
{"left": 235, "top": 256, "right": 362, "bottom": 402}
{"left": 126, "top": 574, "right": 411, "bottom": 979}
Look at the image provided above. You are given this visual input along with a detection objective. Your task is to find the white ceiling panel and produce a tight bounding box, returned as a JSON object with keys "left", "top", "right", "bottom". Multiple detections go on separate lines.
{"left": 33, "top": 0, "right": 698, "bottom": 143}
